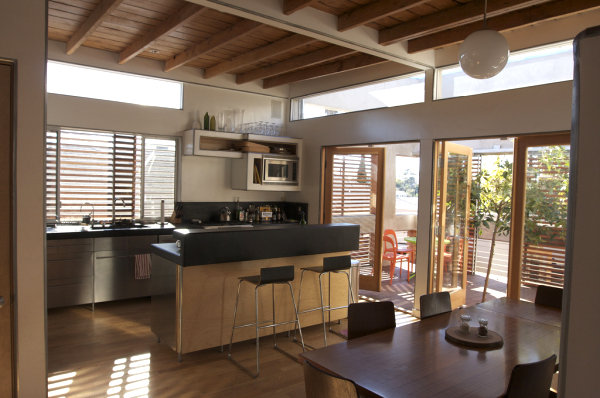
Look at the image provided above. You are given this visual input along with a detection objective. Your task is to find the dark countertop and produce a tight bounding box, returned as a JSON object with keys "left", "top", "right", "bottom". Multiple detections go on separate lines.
{"left": 151, "top": 223, "right": 360, "bottom": 266}
{"left": 46, "top": 222, "right": 176, "bottom": 240}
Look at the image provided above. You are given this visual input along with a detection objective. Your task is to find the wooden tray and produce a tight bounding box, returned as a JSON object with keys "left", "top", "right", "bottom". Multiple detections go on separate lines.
{"left": 234, "top": 141, "right": 270, "bottom": 153}
{"left": 445, "top": 326, "right": 504, "bottom": 349}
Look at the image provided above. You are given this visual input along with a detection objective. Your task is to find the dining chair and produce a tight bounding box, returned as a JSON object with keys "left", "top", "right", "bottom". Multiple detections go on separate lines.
{"left": 347, "top": 301, "right": 396, "bottom": 339}
{"left": 383, "top": 230, "right": 410, "bottom": 284}
{"left": 535, "top": 285, "right": 563, "bottom": 309}
{"left": 419, "top": 291, "right": 452, "bottom": 319}
{"left": 303, "top": 360, "right": 359, "bottom": 398}
{"left": 502, "top": 354, "right": 557, "bottom": 398}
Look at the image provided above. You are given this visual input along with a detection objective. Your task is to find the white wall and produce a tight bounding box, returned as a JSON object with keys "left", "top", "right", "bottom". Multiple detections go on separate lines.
{"left": 47, "top": 60, "right": 291, "bottom": 202}
{"left": 561, "top": 27, "right": 600, "bottom": 397}
{"left": 0, "top": 0, "right": 47, "bottom": 395}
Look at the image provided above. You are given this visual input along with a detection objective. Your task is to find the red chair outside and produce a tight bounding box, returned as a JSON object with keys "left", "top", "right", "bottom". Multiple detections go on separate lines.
{"left": 383, "top": 230, "right": 410, "bottom": 284}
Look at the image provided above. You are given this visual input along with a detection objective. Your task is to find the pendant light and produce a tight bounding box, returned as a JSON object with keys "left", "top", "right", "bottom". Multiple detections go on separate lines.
{"left": 459, "top": 0, "right": 509, "bottom": 79}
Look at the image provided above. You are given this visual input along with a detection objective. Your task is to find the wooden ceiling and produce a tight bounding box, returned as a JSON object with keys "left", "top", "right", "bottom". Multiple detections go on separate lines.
{"left": 48, "top": 0, "right": 600, "bottom": 89}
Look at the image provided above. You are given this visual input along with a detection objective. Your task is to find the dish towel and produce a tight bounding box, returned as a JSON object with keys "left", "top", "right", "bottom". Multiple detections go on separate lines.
{"left": 134, "top": 253, "right": 152, "bottom": 280}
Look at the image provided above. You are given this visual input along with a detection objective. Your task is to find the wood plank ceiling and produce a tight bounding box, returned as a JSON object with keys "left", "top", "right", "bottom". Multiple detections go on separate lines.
{"left": 48, "top": 0, "right": 600, "bottom": 89}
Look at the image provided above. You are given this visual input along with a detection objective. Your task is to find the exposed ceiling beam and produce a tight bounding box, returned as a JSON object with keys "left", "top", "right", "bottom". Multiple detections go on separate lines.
{"left": 236, "top": 46, "right": 355, "bottom": 85}
{"left": 379, "top": 0, "right": 550, "bottom": 45}
{"left": 188, "top": 0, "right": 435, "bottom": 70}
{"left": 263, "top": 54, "right": 388, "bottom": 89}
{"left": 338, "top": 0, "right": 429, "bottom": 32}
{"left": 66, "top": 0, "right": 124, "bottom": 55}
{"left": 164, "top": 19, "right": 262, "bottom": 72}
{"left": 283, "top": 0, "right": 316, "bottom": 15}
{"left": 407, "top": 0, "right": 600, "bottom": 53}
{"left": 119, "top": 3, "right": 207, "bottom": 64}
{"left": 204, "top": 35, "right": 316, "bottom": 79}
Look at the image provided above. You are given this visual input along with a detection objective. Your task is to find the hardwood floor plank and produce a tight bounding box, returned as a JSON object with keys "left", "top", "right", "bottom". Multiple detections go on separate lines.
{"left": 47, "top": 298, "right": 347, "bottom": 397}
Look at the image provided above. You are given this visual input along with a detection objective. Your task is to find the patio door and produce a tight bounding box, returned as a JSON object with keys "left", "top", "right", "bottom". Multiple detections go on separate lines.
{"left": 431, "top": 142, "right": 472, "bottom": 308}
{"left": 508, "top": 133, "right": 570, "bottom": 300}
{"left": 322, "top": 147, "right": 385, "bottom": 292}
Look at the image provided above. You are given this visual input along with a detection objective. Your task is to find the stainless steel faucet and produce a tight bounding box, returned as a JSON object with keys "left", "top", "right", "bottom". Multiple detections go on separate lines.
{"left": 113, "top": 197, "right": 127, "bottom": 223}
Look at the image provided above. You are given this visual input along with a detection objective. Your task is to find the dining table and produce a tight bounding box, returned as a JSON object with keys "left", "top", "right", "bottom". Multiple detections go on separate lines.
{"left": 300, "top": 298, "right": 561, "bottom": 398}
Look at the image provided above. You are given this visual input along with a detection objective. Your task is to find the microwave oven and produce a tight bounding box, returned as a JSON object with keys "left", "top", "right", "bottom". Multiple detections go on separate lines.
{"left": 262, "top": 155, "right": 298, "bottom": 185}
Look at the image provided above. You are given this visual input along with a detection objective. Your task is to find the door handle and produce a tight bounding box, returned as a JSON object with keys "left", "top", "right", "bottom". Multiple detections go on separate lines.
{"left": 0, "top": 296, "right": 4, "bottom": 308}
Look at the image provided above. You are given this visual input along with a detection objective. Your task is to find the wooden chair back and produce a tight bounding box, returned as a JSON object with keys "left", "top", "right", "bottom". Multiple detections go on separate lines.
{"left": 419, "top": 291, "right": 452, "bottom": 319}
{"left": 534, "top": 285, "right": 563, "bottom": 309}
{"left": 348, "top": 301, "right": 396, "bottom": 339}
{"left": 503, "top": 354, "right": 557, "bottom": 398}
{"left": 303, "top": 360, "right": 359, "bottom": 398}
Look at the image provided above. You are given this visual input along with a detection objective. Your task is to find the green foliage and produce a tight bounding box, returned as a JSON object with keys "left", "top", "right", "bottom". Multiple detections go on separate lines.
{"left": 395, "top": 172, "right": 419, "bottom": 197}
{"left": 471, "top": 158, "right": 513, "bottom": 237}
{"left": 524, "top": 146, "right": 569, "bottom": 244}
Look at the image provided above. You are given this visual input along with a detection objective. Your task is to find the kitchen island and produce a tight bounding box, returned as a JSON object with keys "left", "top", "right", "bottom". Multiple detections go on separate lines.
{"left": 150, "top": 223, "right": 360, "bottom": 358}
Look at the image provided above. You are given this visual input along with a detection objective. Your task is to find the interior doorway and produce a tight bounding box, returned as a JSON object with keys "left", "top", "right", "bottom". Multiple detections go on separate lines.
{"left": 322, "top": 142, "right": 420, "bottom": 313}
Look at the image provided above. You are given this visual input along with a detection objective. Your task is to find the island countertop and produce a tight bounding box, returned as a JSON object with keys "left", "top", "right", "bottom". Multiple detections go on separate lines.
{"left": 151, "top": 223, "right": 360, "bottom": 266}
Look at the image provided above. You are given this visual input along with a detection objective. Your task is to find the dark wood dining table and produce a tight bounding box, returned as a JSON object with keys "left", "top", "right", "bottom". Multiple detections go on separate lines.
{"left": 301, "top": 298, "right": 561, "bottom": 398}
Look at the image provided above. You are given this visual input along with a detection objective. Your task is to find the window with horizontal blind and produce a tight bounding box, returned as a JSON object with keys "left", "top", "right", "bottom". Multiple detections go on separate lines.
{"left": 46, "top": 128, "right": 177, "bottom": 223}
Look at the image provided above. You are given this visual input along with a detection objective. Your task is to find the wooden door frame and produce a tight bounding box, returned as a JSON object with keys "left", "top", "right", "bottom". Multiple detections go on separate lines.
{"left": 430, "top": 141, "right": 472, "bottom": 307}
{"left": 507, "top": 132, "right": 570, "bottom": 299}
{"left": 321, "top": 146, "right": 385, "bottom": 292}
{"left": 0, "top": 58, "right": 16, "bottom": 397}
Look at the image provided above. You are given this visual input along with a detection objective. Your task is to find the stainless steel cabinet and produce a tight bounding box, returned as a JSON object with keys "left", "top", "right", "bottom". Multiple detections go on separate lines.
{"left": 94, "top": 236, "right": 157, "bottom": 303}
{"left": 47, "top": 238, "right": 94, "bottom": 308}
{"left": 47, "top": 234, "right": 172, "bottom": 308}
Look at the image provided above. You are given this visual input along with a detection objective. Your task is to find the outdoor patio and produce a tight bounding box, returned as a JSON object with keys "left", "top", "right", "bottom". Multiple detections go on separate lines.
{"left": 359, "top": 239, "right": 537, "bottom": 314}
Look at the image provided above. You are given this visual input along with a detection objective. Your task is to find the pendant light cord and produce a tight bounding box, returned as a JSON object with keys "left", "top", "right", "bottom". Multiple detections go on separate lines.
{"left": 483, "top": 0, "right": 488, "bottom": 27}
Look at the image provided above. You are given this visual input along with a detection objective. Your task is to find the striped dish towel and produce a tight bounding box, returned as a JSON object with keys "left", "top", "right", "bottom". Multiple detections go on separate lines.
{"left": 134, "top": 253, "right": 152, "bottom": 280}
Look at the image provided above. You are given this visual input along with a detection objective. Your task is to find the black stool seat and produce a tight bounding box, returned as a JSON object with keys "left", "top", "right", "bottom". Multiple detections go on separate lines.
{"left": 239, "top": 265, "right": 295, "bottom": 286}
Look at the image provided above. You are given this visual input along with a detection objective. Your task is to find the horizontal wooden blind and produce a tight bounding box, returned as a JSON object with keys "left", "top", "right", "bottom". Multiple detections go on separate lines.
{"left": 46, "top": 131, "right": 58, "bottom": 222}
{"left": 55, "top": 130, "right": 136, "bottom": 221}
{"left": 522, "top": 147, "right": 569, "bottom": 288}
{"left": 46, "top": 129, "right": 176, "bottom": 223}
{"left": 331, "top": 154, "right": 374, "bottom": 216}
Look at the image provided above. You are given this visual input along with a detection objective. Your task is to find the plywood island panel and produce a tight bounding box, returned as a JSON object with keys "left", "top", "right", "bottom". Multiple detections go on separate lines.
{"left": 151, "top": 252, "right": 356, "bottom": 356}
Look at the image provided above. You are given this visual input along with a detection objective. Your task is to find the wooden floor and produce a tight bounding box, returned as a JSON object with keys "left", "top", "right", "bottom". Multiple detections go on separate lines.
{"left": 47, "top": 298, "right": 418, "bottom": 398}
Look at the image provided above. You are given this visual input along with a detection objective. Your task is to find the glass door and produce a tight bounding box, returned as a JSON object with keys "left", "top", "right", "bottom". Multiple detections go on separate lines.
{"left": 323, "top": 147, "right": 385, "bottom": 292}
{"left": 431, "top": 142, "right": 473, "bottom": 308}
{"left": 508, "top": 133, "right": 570, "bottom": 300}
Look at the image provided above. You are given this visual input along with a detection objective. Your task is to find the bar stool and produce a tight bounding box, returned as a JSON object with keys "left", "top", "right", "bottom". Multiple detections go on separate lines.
{"left": 296, "top": 255, "right": 355, "bottom": 347}
{"left": 227, "top": 265, "right": 305, "bottom": 377}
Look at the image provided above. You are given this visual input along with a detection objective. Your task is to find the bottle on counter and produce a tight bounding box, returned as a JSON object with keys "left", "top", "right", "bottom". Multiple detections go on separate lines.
{"left": 203, "top": 112, "right": 209, "bottom": 130}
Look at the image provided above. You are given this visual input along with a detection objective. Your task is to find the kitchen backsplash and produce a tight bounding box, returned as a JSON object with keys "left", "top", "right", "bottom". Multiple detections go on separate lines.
{"left": 176, "top": 201, "right": 308, "bottom": 224}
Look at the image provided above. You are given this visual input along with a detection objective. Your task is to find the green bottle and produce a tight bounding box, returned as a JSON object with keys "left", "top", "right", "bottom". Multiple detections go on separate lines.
{"left": 203, "top": 112, "right": 209, "bottom": 130}
{"left": 210, "top": 115, "right": 216, "bottom": 131}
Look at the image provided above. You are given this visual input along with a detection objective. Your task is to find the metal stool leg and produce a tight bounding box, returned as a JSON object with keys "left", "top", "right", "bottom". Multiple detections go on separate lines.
{"left": 228, "top": 279, "right": 243, "bottom": 358}
{"left": 293, "top": 268, "right": 306, "bottom": 342}
{"left": 318, "top": 272, "right": 328, "bottom": 347}
{"left": 272, "top": 283, "right": 277, "bottom": 348}
{"left": 255, "top": 285, "right": 260, "bottom": 377}
{"left": 344, "top": 270, "right": 355, "bottom": 304}
{"left": 287, "top": 281, "right": 305, "bottom": 351}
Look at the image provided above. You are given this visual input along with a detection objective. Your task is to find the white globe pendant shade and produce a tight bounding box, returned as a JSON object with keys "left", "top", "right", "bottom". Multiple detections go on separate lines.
{"left": 459, "top": 29, "right": 510, "bottom": 79}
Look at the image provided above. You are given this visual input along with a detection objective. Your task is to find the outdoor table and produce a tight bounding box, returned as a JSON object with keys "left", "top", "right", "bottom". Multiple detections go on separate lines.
{"left": 301, "top": 298, "right": 561, "bottom": 398}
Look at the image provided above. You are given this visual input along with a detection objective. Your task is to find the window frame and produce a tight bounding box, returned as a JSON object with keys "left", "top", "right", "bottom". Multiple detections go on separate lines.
{"left": 45, "top": 126, "right": 180, "bottom": 224}
{"left": 290, "top": 71, "right": 426, "bottom": 121}
{"left": 47, "top": 60, "right": 184, "bottom": 110}
{"left": 434, "top": 40, "right": 574, "bottom": 101}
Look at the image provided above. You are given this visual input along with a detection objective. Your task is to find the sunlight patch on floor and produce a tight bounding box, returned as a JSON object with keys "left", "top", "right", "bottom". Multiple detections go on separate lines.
{"left": 470, "top": 286, "right": 506, "bottom": 298}
{"left": 106, "top": 353, "right": 151, "bottom": 398}
{"left": 48, "top": 371, "right": 77, "bottom": 397}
